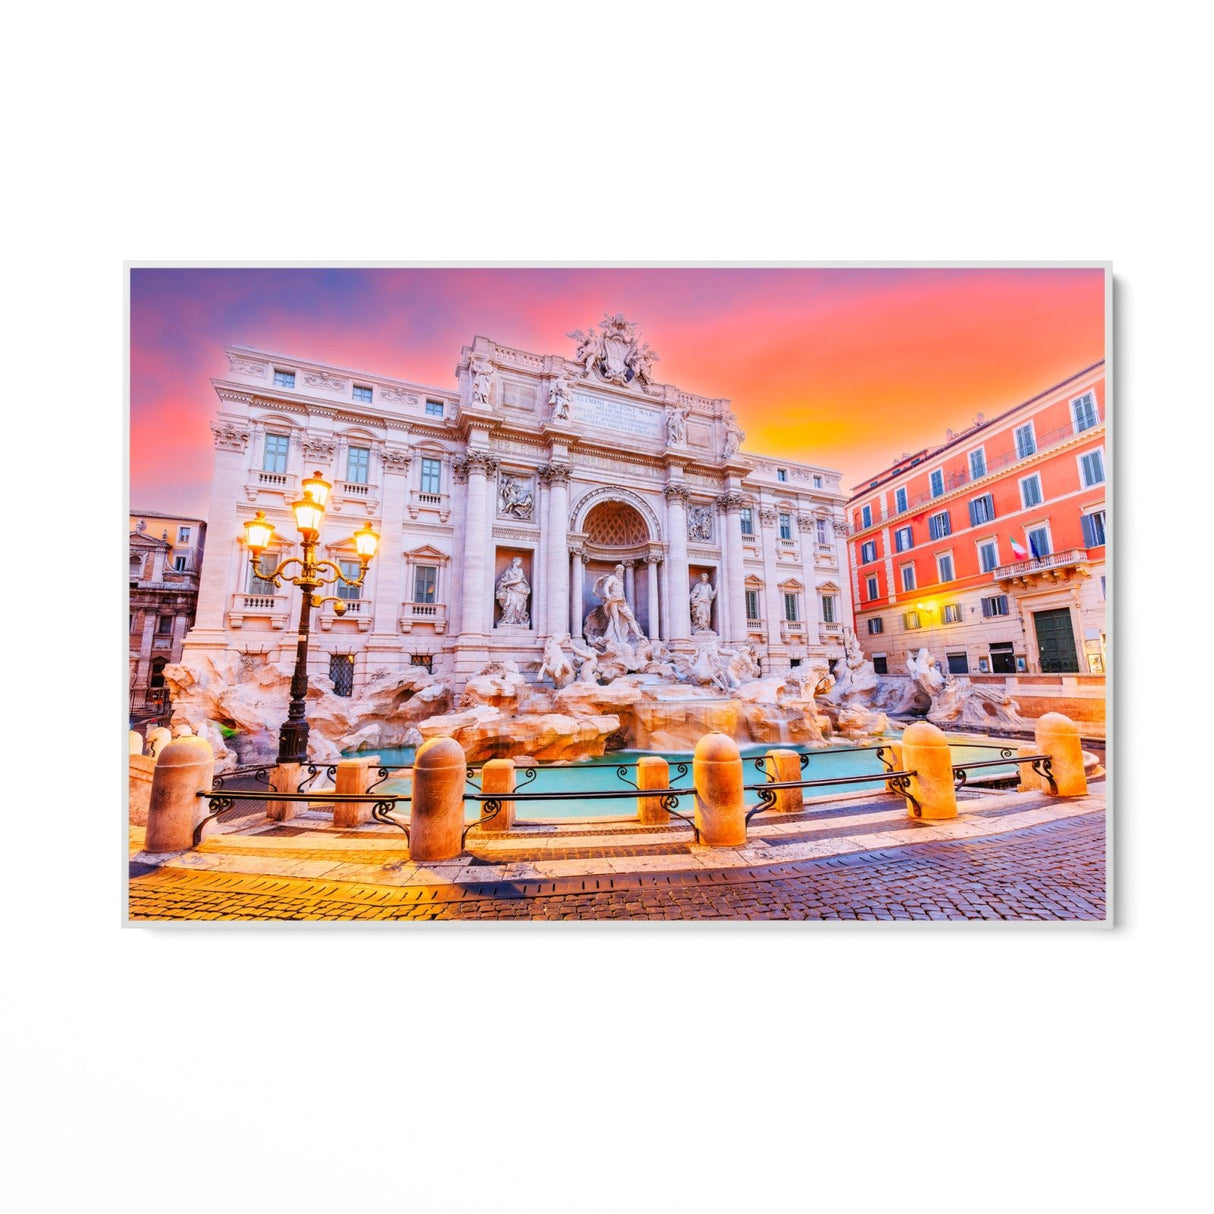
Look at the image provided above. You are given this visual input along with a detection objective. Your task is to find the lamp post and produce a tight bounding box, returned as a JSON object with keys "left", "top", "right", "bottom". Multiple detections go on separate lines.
{"left": 243, "top": 472, "right": 380, "bottom": 764}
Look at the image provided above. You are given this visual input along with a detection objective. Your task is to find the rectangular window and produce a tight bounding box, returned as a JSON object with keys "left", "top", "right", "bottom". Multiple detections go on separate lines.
{"left": 812, "top": 475, "right": 823, "bottom": 488}
{"left": 895, "top": 486, "right": 908, "bottom": 513}
{"left": 946, "top": 652, "right": 969, "bottom": 674}
{"left": 1020, "top": 473, "right": 1043, "bottom": 509}
{"left": 1014, "top": 423, "right": 1036, "bottom": 459}
{"left": 1080, "top": 449, "right": 1105, "bottom": 487}
{"left": 346, "top": 446, "right": 370, "bottom": 484}
{"left": 783, "top": 593, "right": 799, "bottom": 622}
{"left": 425, "top": 400, "right": 444, "bottom": 418}
{"left": 968, "top": 494, "right": 995, "bottom": 526}
{"left": 779, "top": 513, "right": 792, "bottom": 540}
{"left": 866, "top": 575, "right": 879, "bottom": 600}
{"left": 263, "top": 434, "right": 289, "bottom": 473}
{"left": 745, "top": 589, "right": 759, "bottom": 621}
{"left": 928, "top": 510, "right": 951, "bottom": 540}
{"left": 981, "top": 594, "right": 1010, "bottom": 617}
{"left": 861, "top": 504, "right": 872, "bottom": 529}
{"left": 273, "top": 370, "right": 295, "bottom": 388}
{"left": 821, "top": 595, "right": 836, "bottom": 624}
{"left": 978, "top": 541, "right": 998, "bottom": 573}
{"left": 1082, "top": 510, "right": 1107, "bottom": 548}
{"left": 900, "top": 564, "right": 916, "bottom": 592}
{"left": 353, "top": 385, "right": 373, "bottom": 402}
{"left": 860, "top": 539, "right": 877, "bottom": 563}
{"left": 872, "top": 655, "right": 888, "bottom": 674}
{"left": 173, "top": 555, "right": 188, "bottom": 572}
{"left": 336, "top": 559, "right": 362, "bottom": 600}
{"left": 411, "top": 654, "right": 434, "bottom": 674}
{"left": 420, "top": 458, "right": 441, "bottom": 494}
{"left": 414, "top": 565, "right": 437, "bottom": 604}
{"left": 929, "top": 469, "right": 944, "bottom": 497}
{"left": 157, "top": 616, "right": 173, "bottom": 635}
{"left": 943, "top": 603, "right": 963, "bottom": 624}
{"left": 740, "top": 508, "right": 754, "bottom": 536}
{"left": 777, "top": 468, "right": 787, "bottom": 482}
{"left": 249, "top": 555, "right": 277, "bottom": 594}
{"left": 1073, "top": 392, "right": 1098, "bottom": 432}
{"left": 937, "top": 553, "right": 954, "bottom": 583}
{"left": 177, "top": 526, "right": 191, "bottom": 544}
{"left": 816, "top": 518, "right": 828, "bottom": 544}
{"left": 867, "top": 618, "right": 884, "bottom": 635}
{"left": 1027, "top": 526, "right": 1051, "bottom": 559}
{"left": 894, "top": 526, "right": 913, "bottom": 552}
{"left": 969, "top": 448, "right": 986, "bottom": 480}
{"left": 903, "top": 611, "right": 921, "bottom": 630}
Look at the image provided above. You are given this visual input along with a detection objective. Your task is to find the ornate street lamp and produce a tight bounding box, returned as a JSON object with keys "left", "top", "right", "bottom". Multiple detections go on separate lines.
{"left": 242, "top": 472, "right": 379, "bottom": 764}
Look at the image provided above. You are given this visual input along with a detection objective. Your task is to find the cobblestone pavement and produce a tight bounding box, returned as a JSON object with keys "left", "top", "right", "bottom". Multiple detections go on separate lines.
{"left": 129, "top": 810, "right": 1106, "bottom": 922}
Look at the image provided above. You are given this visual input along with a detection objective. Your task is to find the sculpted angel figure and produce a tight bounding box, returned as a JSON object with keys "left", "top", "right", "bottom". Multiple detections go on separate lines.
{"left": 567, "top": 327, "right": 600, "bottom": 374}
{"left": 723, "top": 416, "right": 745, "bottom": 458}
{"left": 632, "top": 341, "right": 660, "bottom": 385}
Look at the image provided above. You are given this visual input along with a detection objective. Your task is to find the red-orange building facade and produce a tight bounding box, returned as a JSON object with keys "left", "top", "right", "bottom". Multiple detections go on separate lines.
{"left": 846, "top": 362, "right": 1107, "bottom": 678}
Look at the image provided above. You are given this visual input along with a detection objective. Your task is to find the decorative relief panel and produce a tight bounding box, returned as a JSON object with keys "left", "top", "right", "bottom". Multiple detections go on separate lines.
{"left": 378, "top": 385, "right": 419, "bottom": 404}
{"left": 686, "top": 504, "right": 714, "bottom": 542}
{"left": 688, "top": 423, "right": 711, "bottom": 449}
{"left": 226, "top": 354, "right": 268, "bottom": 376}
{"left": 501, "top": 380, "right": 538, "bottom": 410}
{"left": 211, "top": 421, "right": 250, "bottom": 451}
{"left": 303, "top": 371, "right": 348, "bottom": 391}
{"left": 498, "top": 474, "right": 536, "bottom": 520}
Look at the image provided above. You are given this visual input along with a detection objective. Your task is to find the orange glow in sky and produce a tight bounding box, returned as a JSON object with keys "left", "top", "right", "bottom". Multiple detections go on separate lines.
{"left": 130, "top": 267, "right": 1105, "bottom": 519}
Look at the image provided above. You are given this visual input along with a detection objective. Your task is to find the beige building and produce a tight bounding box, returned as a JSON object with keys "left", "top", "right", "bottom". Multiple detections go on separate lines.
{"left": 183, "top": 317, "right": 852, "bottom": 695}
{"left": 130, "top": 511, "right": 207, "bottom": 718}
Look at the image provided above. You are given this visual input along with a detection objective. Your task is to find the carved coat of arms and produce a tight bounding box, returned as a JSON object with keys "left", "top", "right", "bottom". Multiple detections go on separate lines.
{"left": 567, "top": 314, "right": 660, "bottom": 388}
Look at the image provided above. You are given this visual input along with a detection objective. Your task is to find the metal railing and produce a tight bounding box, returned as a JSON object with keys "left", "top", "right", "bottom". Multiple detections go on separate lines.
{"left": 952, "top": 754, "right": 1055, "bottom": 794}
{"left": 193, "top": 788, "right": 412, "bottom": 846}
{"left": 464, "top": 786, "right": 702, "bottom": 842}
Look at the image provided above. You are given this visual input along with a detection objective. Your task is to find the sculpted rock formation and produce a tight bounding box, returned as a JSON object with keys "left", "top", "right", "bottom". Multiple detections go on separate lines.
{"left": 883, "top": 647, "right": 1032, "bottom": 730}
{"left": 163, "top": 652, "right": 450, "bottom": 768}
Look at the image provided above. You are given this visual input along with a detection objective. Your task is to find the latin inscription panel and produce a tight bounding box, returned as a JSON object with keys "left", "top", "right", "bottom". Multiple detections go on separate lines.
{"left": 571, "top": 390, "right": 663, "bottom": 442}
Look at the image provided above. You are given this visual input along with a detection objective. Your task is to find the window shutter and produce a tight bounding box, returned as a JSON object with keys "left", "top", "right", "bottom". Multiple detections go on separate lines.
{"left": 1081, "top": 514, "right": 1095, "bottom": 547}
{"left": 968, "top": 500, "right": 978, "bottom": 527}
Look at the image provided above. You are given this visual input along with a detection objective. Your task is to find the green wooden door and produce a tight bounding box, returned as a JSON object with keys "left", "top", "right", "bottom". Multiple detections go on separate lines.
{"left": 1033, "top": 608, "right": 1079, "bottom": 673}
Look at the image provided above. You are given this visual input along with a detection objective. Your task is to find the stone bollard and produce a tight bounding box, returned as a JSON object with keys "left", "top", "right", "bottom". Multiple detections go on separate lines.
{"left": 900, "top": 721, "right": 957, "bottom": 820}
{"left": 636, "top": 756, "right": 671, "bottom": 825}
{"left": 764, "top": 749, "right": 803, "bottom": 813}
{"left": 1017, "top": 744, "right": 1045, "bottom": 792}
{"left": 267, "top": 762, "right": 303, "bottom": 822}
{"left": 129, "top": 753, "right": 156, "bottom": 825}
{"left": 881, "top": 742, "right": 904, "bottom": 794}
{"left": 144, "top": 737, "right": 215, "bottom": 852}
{"left": 1035, "top": 712, "right": 1087, "bottom": 796}
{"left": 480, "top": 759, "right": 515, "bottom": 831}
{"left": 129, "top": 730, "right": 143, "bottom": 756}
{"left": 693, "top": 732, "right": 747, "bottom": 847}
{"left": 146, "top": 727, "right": 172, "bottom": 759}
{"left": 410, "top": 737, "right": 467, "bottom": 862}
{"left": 332, "top": 755, "right": 381, "bottom": 828}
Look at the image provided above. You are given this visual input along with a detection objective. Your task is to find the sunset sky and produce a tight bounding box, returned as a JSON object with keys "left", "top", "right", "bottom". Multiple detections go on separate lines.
{"left": 129, "top": 267, "right": 1105, "bottom": 520}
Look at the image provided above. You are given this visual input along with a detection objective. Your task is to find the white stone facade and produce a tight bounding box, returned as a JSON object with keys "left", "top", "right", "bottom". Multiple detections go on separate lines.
{"left": 183, "top": 320, "right": 852, "bottom": 694}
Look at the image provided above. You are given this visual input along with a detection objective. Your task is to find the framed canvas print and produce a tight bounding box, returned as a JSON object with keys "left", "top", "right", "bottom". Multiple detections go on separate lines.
{"left": 127, "top": 264, "right": 1109, "bottom": 924}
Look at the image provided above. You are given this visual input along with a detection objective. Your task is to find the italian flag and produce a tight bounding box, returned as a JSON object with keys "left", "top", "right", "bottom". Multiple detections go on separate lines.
{"left": 1009, "top": 535, "right": 1030, "bottom": 560}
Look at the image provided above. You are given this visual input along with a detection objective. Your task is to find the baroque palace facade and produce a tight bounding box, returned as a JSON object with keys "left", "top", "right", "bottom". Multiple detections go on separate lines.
{"left": 182, "top": 316, "right": 852, "bottom": 694}
{"left": 847, "top": 362, "right": 1107, "bottom": 679}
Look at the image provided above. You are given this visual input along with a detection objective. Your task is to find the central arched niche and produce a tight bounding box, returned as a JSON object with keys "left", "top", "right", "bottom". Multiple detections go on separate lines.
{"left": 579, "top": 497, "right": 654, "bottom": 639}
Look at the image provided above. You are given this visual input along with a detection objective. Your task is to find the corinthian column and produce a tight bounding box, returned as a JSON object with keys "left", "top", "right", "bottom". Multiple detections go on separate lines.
{"left": 455, "top": 452, "right": 497, "bottom": 636}
{"left": 540, "top": 462, "right": 572, "bottom": 637}
{"left": 664, "top": 483, "right": 692, "bottom": 641}
{"left": 646, "top": 554, "right": 662, "bottom": 642}
{"left": 717, "top": 491, "right": 750, "bottom": 644}
{"left": 570, "top": 546, "right": 586, "bottom": 640}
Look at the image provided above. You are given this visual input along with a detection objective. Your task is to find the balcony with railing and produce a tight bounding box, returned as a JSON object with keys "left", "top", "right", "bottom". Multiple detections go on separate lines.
{"left": 399, "top": 601, "right": 448, "bottom": 633}
{"left": 228, "top": 592, "right": 290, "bottom": 629}
{"left": 248, "top": 470, "right": 298, "bottom": 501}
{"left": 319, "top": 598, "right": 372, "bottom": 631}
{"left": 407, "top": 490, "right": 452, "bottom": 522}
{"left": 993, "top": 548, "right": 1093, "bottom": 588}
{"left": 331, "top": 479, "right": 380, "bottom": 514}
